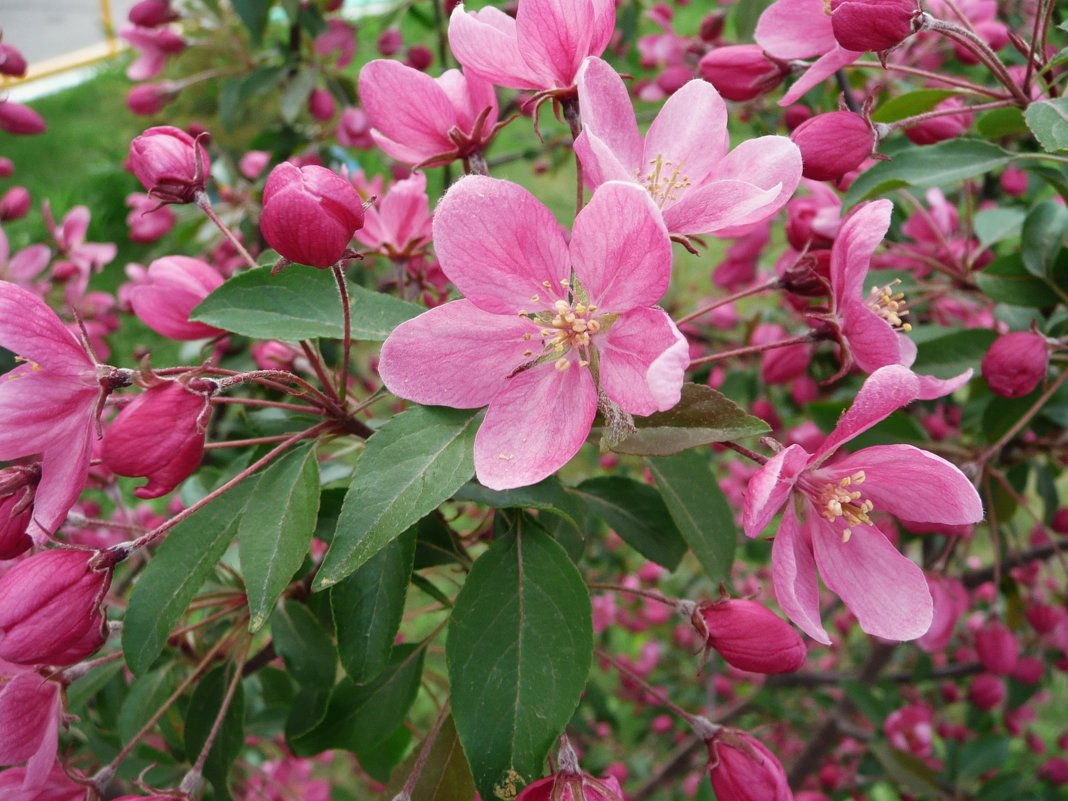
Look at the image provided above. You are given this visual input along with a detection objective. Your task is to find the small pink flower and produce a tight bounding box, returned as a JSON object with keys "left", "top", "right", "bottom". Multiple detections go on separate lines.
{"left": 968, "top": 673, "right": 1005, "bottom": 710}
{"left": 918, "top": 575, "right": 966, "bottom": 653}
{"left": 0, "top": 763, "right": 84, "bottom": 801}
{"left": 0, "top": 186, "right": 31, "bottom": 222}
{"left": 884, "top": 703, "right": 934, "bottom": 758}
{"left": 307, "top": 87, "right": 336, "bottom": 122}
{"left": 359, "top": 60, "right": 500, "bottom": 167}
{"left": 238, "top": 150, "right": 271, "bottom": 180}
{"left": 336, "top": 107, "right": 375, "bottom": 150}
{"left": 125, "top": 193, "right": 176, "bottom": 243}
{"left": 379, "top": 176, "right": 687, "bottom": 490}
{"left": 102, "top": 380, "right": 213, "bottom": 498}
{"left": 696, "top": 598, "right": 807, "bottom": 674}
{"left": 448, "top": 0, "right": 615, "bottom": 92}
{"left": 0, "top": 226, "right": 49, "bottom": 286}
{"left": 575, "top": 57, "right": 801, "bottom": 239}
{"left": 0, "top": 661, "right": 62, "bottom": 790}
{"left": 707, "top": 730, "right": 792, "bottom": 801}
{"left": 355, "top": 172, "right": 433, "bottom": 259}
{"left": 314, "top": 19, "right": 357, "bottom": 68}
{"left": 120, "top": 24, "right": 185, "bottom": 81}
{"left": 44, "top": 204, "right": 117, "bottom": 302}
{"left": 743, "top": 365, "right": 983, "bottom": 643}
{"left": 128, "top": 255, "right": 224, "bottom": 340}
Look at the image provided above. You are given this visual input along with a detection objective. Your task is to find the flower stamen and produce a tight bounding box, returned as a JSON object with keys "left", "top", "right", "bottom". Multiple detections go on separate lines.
{"left": 866, "top": 279, "right": 912, "bottom": 332}
{"left": 818, "top": 471, "right": 874, "bottom": 542}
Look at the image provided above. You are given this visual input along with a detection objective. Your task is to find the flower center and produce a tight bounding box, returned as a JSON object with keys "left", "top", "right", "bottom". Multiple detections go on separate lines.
{"left": 866, "top": 280, "right": 912, "bottom": 332}
{"left": 639, "top": 155, "right": 691, "bottom": 208}
{"left": 817, "top": 471, "right": 873, "bottom": 542}
{"left": 517, "top": 279, "right": 605, "bottom": 372}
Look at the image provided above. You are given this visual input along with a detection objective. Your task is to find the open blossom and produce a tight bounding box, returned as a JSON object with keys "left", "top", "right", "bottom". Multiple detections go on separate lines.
{"left": 0, "top": 282, "right": 121, "bottom": 539}
{"left": 448, "top": 0, "right": 614, "bottom": 92}
{"left": 379, "top": 177, "right": 688, "bottom": 490}
{"left": 119, "top": 24, "right": 185, "bottom": 81}
{"left": 355, "top": 172, "right": 433, "bottom": 259}
{"left": 0, "top": 764, "right": 84, "bottom": 801}
{"left": 0, "top": 227, "right": 49, "bottom": 287}
{"left": 125, "top": 192, "right": 176, "bottom": 243}
{"left": 359, "top": 61, "right": 500, "bottom": 167}
{"left": 575, "top": 57, "right": 801, "bottom": 239}
{"left": 742, "top": 365, "right": 983, "bottom": 643}
{"left": 0, "top": 661, "right": 62, "bottom": 790}
{"left": 45, "top": 204, "right": 117, "bottom": 302}
{"left": 127, "top": 255, "right": 225, "bottom": 340}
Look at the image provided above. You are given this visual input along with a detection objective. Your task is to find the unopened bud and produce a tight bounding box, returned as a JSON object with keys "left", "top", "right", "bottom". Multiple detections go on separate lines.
{"left": 127, "top": 125, "right": 210, "bottom": 204}
{"left": 830, "top": 0, "right": 922, "bottom": 53}
{"left": 981, "top": 331, "right": 1048, "bottom": 398}
{"left": 707, "top": 730, "right": 792, "bottom": 801}
{"left": 974, "top": 620, "right": 1018, "bottom": 675}
{"left": 791, "top": 111, "right": 877, "bottom": 182}
{"left": 697, "top": 598, "right": 806, "bottom": 674}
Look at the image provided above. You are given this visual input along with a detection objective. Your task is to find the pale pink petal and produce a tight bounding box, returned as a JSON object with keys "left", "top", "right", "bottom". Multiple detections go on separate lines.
{"left": 829, "top": 445, "right": 984, "bottom": 524}
{"left": 779, "top": 47, "right": 862, "bottom": 106}
{"left": 8, "top": 246, "right": 50, "bottom": 283}
{"left": 448, "top": 6, "right": 547, "bottom": 90}
{"left": 369, "top": 130, "right": 441, "bottom": 166}
{"left": 810, "top": 515, "right": 933, "bottom": 641}
{"left": 437, "top": 69, "right": 499, "bottom": 131}
{"left": 597, "top": 308, "right": 685, "bottom": 416}
{"left": 573, "top": 130, "right": 639, "bottom": 190}
{"left": 576, "top": 58, "right": 643, "bottom": 172}
{"left": 432, "top": 176, "right": 569, "bottom": 314}
{"left": 379, "top": 173, "right": 432, "bottom": 251}
{"left": 708, "top": 136, "right": 802, "bottom": 229}
{"left": 0, "top": 371, "right": 97, "bottom": 460}
{"left": 897, "top": 334, "right": 918, "bottom": 368}
{"left": 755, "top": 0, "right": 836, "bottom": 59}
{"left": 772, "top": 504, "right": 831, "bottom": 644}
{"left": 359, "top": 60, "right": 457, "bottom": 158}
{"left": 585, "top": 0, "right": 617, "bottom": 61}
{"left": 0, "top": 281, "right": 94, "bottom": 373}
{"left": 661, "top": 179, "right": 781, "bottom": 237}
{"left": 127, "top": 49, "right": 166, "bottom": 81}
{"left": 743, "top": 444, "right": 810, "bottom": 538}
{"left": 570, "top": 181, "right": 672, "bottom": 311}
{"left": 917, "top": 369, "right": 972, "bottom": 399}
{"left": 30, "top": 423, "right": 95, "bottom": 539}
{"left": 643, "top": 80, "right": 729, "bottom": 184}
{"left": 379, "top": 300, "right": 541, "bottom": 409}
{"left": 516, "top": 0, "right": 597, "bottom": 87}
{"left": 831, "top": 200, "right": 892, "bottom": 305}
{"left": 842, "top": 300, "right": 903, "bottom": 374}
{"left": 474, "top": 360, "right": 598, "bottom": 489}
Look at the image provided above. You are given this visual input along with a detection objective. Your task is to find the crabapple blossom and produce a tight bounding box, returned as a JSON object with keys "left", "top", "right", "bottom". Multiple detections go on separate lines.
{"left": 696, "top": 598, "right": 807, "bottom": 674}
{"left": 0, "top": 764, "right": 84, "bottom": 801}
{"left": 707, "top": 730, "right": 792, "bottom": 801}
{"left": 355, "top": 172, "right": 433, "bottom": 259}
{"left": 0, "top": 44, "right": 28, "bottom": 77}
{"left": 0, "top": 661, "right": 62, "bottom": 790}
{"left": 574, "top": 57, "right": 801, "bottom": 238}
{"left": 0, "top": 465, "right": 37, "bottom": 560}
{"left": 125, "top": 193, "right": 176, "bottom": 243}
{"left": 378, "top": 176, "right": 688, "bottom": 490}
{"left": 742, "top": 365, "right": 983, "bottom": 643}
{"left": 120, "top": 24, "right": 186, "bottom": 81}
{"left": 127, "top": 255, "right": 224, "bottom": 340}
{"left": 127, "top": 126, "right": 210, "bottom": 205}
{"left": 0, "top": 101, "right": 46, "bottom": 135}
{"left": 0, "top": 226, "right": 48, "bottom": 285}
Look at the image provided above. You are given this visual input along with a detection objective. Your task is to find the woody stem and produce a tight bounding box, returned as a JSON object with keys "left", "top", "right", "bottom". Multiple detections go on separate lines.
{"left": 394, "top": 702, "right": 451, "bottom": 801}
{"left": 587, "top": 583, "right": 682, "bottom": 608}
{"left": 974, "top": 368, "right": 1068, "bottom": 468}
{"left": 689, "top": 331, "right": 820, "bottom": 368}
{"left": 676, "top": 278, "right": 781, "bottom": 325}
{"left": 562, "top": 98, "right": 584, "bottom": 215}
{"left": 193, "top": 191, "right": 260, "bottom": 271}
{"left": 596, "top": 648, "right": 716, "bottom": 735}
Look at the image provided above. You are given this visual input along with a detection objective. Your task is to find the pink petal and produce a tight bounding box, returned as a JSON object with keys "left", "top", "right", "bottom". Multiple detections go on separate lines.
{"left": 0, "top": 672, "right": 56, "bottom": 766}
{"left": 831, "top": 200, "right": 892, "bottom": 305}
{"left": 573, "top": 130, "right": 639, "bottom": 190}
{"left": 755, "top": 0, "right": 836, "bottom": 59}
{"left": 661, "top": 179, "right": 781, "bottom": 237}
{"left": 0, "top": 371, "right": 98, "bottom": 460}
{"left": 0, "top": 281, "right": 94, "bottom": 374}
{"left": 812, "top": 365, "right": 964, "bottom": 463}
{"left": 516, "top": 0, "right": 597, "bottom": 87}
{"left": 8, "top": 246, "right": 50, "bottom": 283}
{"left": 369, "top": 130, "right": 440, "bottom": 166}
{"left": 127, "top": 49, "right": 166, "bottom": 81}
{"left": 448, "top": 6, "right": 547, "bottom": 90}
{"left": 842, "top": 300, "right": 903, "bottom": 374}
{"left": 708, "top": 137, "right": 802, "bottom": 232}
{"left": 30, "top": 422, "right": 95, "bottom": 539}
{"left": 436, "top": 69, "right": 499, "bottom": 132}
{"left": 779, "top": 46, "right": 862, "bottom": 106}
{"left": 643, "top": 80, "right": 729, "bottom": 185}
{"left": 576, "top": 58, "right": 643, "bottom": 172}
{"left": 432, "top": 176, "right": 569, "bottom": 314}
{"left": 743, "top": 444, "right": 810, "bottom": 538}
{"left": 474, "top": 360, "right": 597, "bottom": 490}
{"left": 378, "top": 300, "right": 541, "bottom": 409}
{"left": 772, "top": 504, "right": 831, "bottom": 644}
{"left": 359, "top": 60, "right": 457, "bottom": 159}
{"left": 810, "top": 515, "right": 933, "bottom": 641}
{"left": 597, "top": 308, "right": 686, "bottom": 416}
{"left": 829, "top": 445, "right": 984, "bottom": 524}
{"left": 570, "top": 181, "right": 672, "bottom": 311}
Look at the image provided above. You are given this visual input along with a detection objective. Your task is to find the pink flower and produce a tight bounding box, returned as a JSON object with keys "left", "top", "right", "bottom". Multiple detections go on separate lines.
{"left": 128, "top": 256, "right": 225, "bottom": 340}
{"left": 378, "top": 177, "right": 687, "bottom": 490}
{"left": 359, "top": 60, "right": 500, "bottom": 167}
{"left": 127, "top": 126, "right": 210, "bottom": 205}
{"left": 707, "top": 730, "right": 792, "bottom": 801}
{"left": 238, "top": 150, "right": 271, "bottom": 180}
{"left": 355, "top": 172, "right": 433, "bottom": 259}
{"left": 0, "top": 282, "right": 120, "bottom": 539}
{"left": 742, "top": 365, "right": 983, "bottom": 643}
{"left": 448, "top": 0, "right": 615, "bottom": 92}
{"left": 125, "top": 193, "right": 176, "bottom": 243}
{"left": 0, "top": 186, "right": 31, "bottom": 221}
{"left": 0, "top": 227, "right": 49, "bottom": 286}
{"left": 314, "top": 19, "right": 357, "bottom": 69}
{"left": 43, "top": 204, "right": 117, "bottom": 302}
{"left": 575, "top": 57, "right": 801, "bottom": 239}
{"left": 119, "top": 24, "right": 185, "bottom": 81}
{"left": 0, "top": 764, "right": 84, "bottom": 801}
{"left": 755, "top": 0, "right": 863, "bottom": 105}
{"left": 0, "top": 465, "right": 38, "bottom": 560}
{"left": 0, "top": 661, "right": 62, "bottom": 790}
{"left": 884, "top": 703, "right": 934, "bottom": 758}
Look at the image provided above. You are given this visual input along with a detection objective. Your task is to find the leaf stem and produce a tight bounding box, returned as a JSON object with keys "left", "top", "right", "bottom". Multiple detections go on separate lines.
{"left": 194, "top": 191, "right": 260, "bottom": 272}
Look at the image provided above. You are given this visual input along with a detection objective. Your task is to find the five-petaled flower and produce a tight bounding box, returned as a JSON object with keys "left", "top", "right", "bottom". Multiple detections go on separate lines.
{"left": 742, "top": 365, "right": 983, "bottom": 644}
{"left": 378, "top": 176, "right": 689, "bottom": 490}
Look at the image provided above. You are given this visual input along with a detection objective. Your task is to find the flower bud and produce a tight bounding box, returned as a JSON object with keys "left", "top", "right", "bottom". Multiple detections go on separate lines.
{"left": 698, "top": 46, "right": 788, "bottom": 102}
{"left": 239, "top": 150, "right": 271, "bottom": 180}
{"left": 308, "top": 87, "right": 337, "bottom": 122}
{"left": 127, "top": 82, "right": 178, "bottom": 116}
{"left": 0, "top": 186, "right": 31, "bottom": 222}
{"left": 1000, "top": 166, "right": 1028, "bottom": 197}
{"left": 697, "top": 599, "right": 807, "bottom": 674}
{"left": 377, "top": 27, "right": 403, "bottom": 56}
{"left": 0, "top": 549, "right": 112, "bottom": 666}
{"left": 128, "top": 0, "right": 178, "bottom": 26}
{"left": 967, "top": 673, "right": 1005, "bottom": 711}
{"left": 0, "top": 44, "right": 28, "bottom": 78}
{"left": 516, "top": 774, "right": 625, "bottom": 800}
{"left": 904, "top": 98, "right": 973, "bottom": 145}
{"left": 103, "top": 381, "right": 213, "bottom": 498}
{"left": 1012, "top": 655, "right": 1044, "bottom": 684}
{"left": 260, "top": 162, "right": 364, "bottom": 267}
{"left": 974, "top": 620, "right": 1018, "bottom": 675}
{"left": 406, "top": 44, "right": 434, "bottom": 71}
{"left": 1025, "top": 602, "right": 1061, "bottom": 634}
{"left": 830, "top": 0, "right": 921, "bottom": 53}
{"left": 981, "top": 331, "right": 1048, "bottom": 398}
{"left": 0, "top": 101, "right": 46, "bottom": 135}
{"left": 0, "top": 465, "right": 39, "bottom": 561}
{"left": 337, "top": 106, "right": 374, "bottom": 149}
{"left": 791, "top": 111, "right": 876, "bottom": 182}
{"left": 0, "top": 158, "right": 13, "bottom": 178}
{"left": 708, "top": 730, "right": 792, "bottom": 801}
{"left": 127, "top": 125, "right": 210, "bottom": 204}
{"left": 128, "top": 255, "right": 225, "bottom": 340}
{"left": 1040, "top": 758, "right": 1068, "bottom": 786}
{"left": 0, "top": 662, "right": 62, "bottom": 778}
{"left": 884, "top": 704, "right": 934, "bottom": 757}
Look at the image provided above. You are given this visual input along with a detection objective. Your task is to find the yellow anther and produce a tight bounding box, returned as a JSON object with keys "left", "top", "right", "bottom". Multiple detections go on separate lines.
{"left": 554, "top": 299, "right": 570, "bottom": 314}
{"left": 555, "top": 357, "right": 570, "bottom": 371}
{"left": 523, "top": 349, "right": 533, "bottom": 357}
{"left": 530, "top": 293, "right": 540, "bottom": 302}
{"left": 542, "top": 280, "right": 552, "bottom": 288}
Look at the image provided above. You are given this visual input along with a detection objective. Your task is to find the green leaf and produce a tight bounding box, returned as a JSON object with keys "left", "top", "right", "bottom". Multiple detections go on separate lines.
{"left": 869, "top": 743, "right": 944, "bottom": 800}
{"left": 280, "top": 67, "right": 318, "bottom": 125}
{"left": 871, "top": 90, "right": 958, "bottom": 123}
{"left": 646, "top": 451, "right": 737, "bottom": 584}
{"left": 413, "top": 514, "right": 468, "bottom": 570}
{"left": 976, "top": 107, "right": 1028, "bottom": 138}
{"left": 453, "top": 477, "right": 585, "bottom": 539}
{"left": 315, "top": 407, "right": 481, "bottom": 589}
{"left": 973, "top": 208, "right": 1025, "bottom": 249}
{"left": 1021, "top": 201, "right": 1068, "bottom": 278}
{"left": 1025, "top": 97, "right": 1068, "bottom": 152}
{"left": 270, "top": 599, "right": 337, "bottom": 688}
{"left": 240, "top": 445, "right": 320, "bottom": 631}
{"left": 332, "top": 527, "right": 416, "bottom": 684}
{"left": 122, "top": 481, "right": 254, "bottom": 675}
{"left": 118, "top": 664, "right": 179, "bottom": 743}
{"left": 385, "top": 716, "right": 477, "bottom": 801}
{"left": 447, "top": 527, "right": 592, "bottom": 801}
{"left": 290, "top": 644, "right": 426, "bottom": 756}
{"left": 230, "top": 0, "right": 272, "bottom": 45}
{"left": 609, "top": 383, "right": 770, "bottom": 456}
{"left": 574, "top": 476, "right": 687, "bottom": 570}
{"left": 975, "top": 253, "right": 1068, "bottom": 307}
{"left": 65, "top": 660, "right": 123, "bottom": 713}
{"left": 911, "top": 328, "right": 997, "bottom": 379}
{"left": 184, "top": 664, "right": 246, "bottom": 800}
{"left": 191, "top": 268, "right": 421, "bottom": 341}
{"left": 843, "top": 140, "right": 1013, "bottom": 208}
